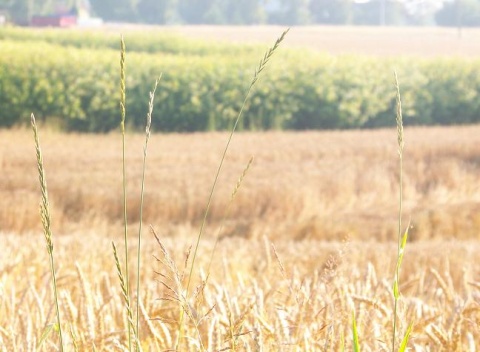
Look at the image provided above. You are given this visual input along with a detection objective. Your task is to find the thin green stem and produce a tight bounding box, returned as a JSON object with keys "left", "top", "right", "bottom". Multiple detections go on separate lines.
{"left": 119, "top": 35, "right": 132, "bottom": 352}
{"left": 175, "top": 28, "right": 289, "bottom": 350}
{"left": 135, "top": 78, "right": 159, "bottom": 348}
{"left": 392, "top": 71, "right": 404, "bottom": 352}
{"left": 392, "top": 156, "right": 402, "bottom": 352}
{"left": 31, "top": 114, "right": 64, "bottom": 351}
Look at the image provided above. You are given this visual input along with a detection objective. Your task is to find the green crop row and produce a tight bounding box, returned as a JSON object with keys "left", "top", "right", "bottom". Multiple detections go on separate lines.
{"left": 1, "top": 32, "right": 480, "bottom": 132}
{"left": 0, "top": 27, "right": 260, "bottom": 56}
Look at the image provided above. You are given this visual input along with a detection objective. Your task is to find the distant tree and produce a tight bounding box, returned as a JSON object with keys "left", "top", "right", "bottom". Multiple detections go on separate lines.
{"left": 203, "top": 0, "right": 226, "bottom": 24}
{"left": 436, "top": 0, "right": 480, "bottom": 27}
{"left": 268, "top": 0, "right": 311, "bottom": 24}
{"left": 401, "top": 0, "right": 445, "bottom": 25}
{"left": 225, "top": 0, "right": 266, "bottom": 24}
{"left": 6, "top": 0, "right": 33, "bottom": 25}
{"left": 178, "top": 0, "right": 217, "bottom": 24}
{"left": 36, "top": 0, "right": 56, "bottom": 14}
{"left": 353, "top": 0, "right": 405, "bottom": 26}
{"left": 90, "top": 0, "right": 137, "bottom": 22}
{"left": 137, "top": 0, "right": 179, "bottom": 24}
{"left": 309, "top": 0, "right": 352, "bottom": 24}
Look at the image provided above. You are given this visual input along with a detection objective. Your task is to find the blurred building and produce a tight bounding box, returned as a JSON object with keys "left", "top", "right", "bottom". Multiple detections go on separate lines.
{"left": 30, "top": 0, "right": 102, "bottom": 27}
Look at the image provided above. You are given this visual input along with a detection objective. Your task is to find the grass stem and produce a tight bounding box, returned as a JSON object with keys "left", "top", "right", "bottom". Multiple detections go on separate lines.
{"left": 392, "top": 70, "right": 405, "bottom": 352}
{"left": 175, "top": 28, "right": 289, "bottom": 350}
{"left": 135, "top": 77, "right": 159, "bottom": 348}
{"left": 31, "top": 113, "right": 65, "bottom": 351}
{"left": 119, "top": 35, "right": 133, "bottom": 352}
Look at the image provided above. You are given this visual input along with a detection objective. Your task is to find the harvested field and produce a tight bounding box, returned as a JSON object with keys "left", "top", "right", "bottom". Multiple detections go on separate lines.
{"left": 2, "top": 23, "right": 480, "bottom": 351}
{"left": 111, "top": 25, "right": 480, "bottom": 57}
{"left": 2, "top": 127, "right": 480, "bottom": 241}
{"left": 1, "top": 126, "right": 480, "bottom": 350}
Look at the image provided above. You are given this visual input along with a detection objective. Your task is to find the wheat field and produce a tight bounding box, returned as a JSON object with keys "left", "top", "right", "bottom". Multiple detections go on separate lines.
{"left": 1, "top": 126, "right": 480, "bottom": 350}
{"left": 108, "top": 25, "right": 480, "bottom": 57}
{"left": 2, "top": 127, "right": 480, "bottom": 241}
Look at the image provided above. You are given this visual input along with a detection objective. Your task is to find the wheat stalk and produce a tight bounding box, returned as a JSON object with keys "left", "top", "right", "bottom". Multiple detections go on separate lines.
{"left": 134, "top": 77, "right": 160, "bottom": 348}
{"left": 176, "top": 28, "right": 289, "bottom": 350}
{"left": 119, "top": 35, "right": 132, "bottom": 352}
{"left": 429, "top": 268, "right": 454, "bottom": 302}
{"left": 392, "top": 71, "right": 411, "bottom": 352}
{"left": 31, "top": 113, "right": 65, "bottom": 351}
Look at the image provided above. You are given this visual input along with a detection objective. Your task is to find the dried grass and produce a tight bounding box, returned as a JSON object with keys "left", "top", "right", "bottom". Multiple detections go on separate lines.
{"left": 2, "top": 107, "right": 480, "bottom": 349}
{"left": 5, "top": 231, "right": 479, "bottom": 350}
{"left": 2, "top": 126, "right": 480, "bottom": 241}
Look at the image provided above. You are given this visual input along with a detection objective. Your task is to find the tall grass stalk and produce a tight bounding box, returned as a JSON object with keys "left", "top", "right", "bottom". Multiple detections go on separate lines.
{"left": 31, "top": 113, "right": 64, "bottom": 351}
{"left": 175, "top": 28, "right": 289, "bottom": 349}
{"left": 135, "top": 77, "right": 159, "bottom": 347}
{"left": 352, "top": 312, "right": 360, "bottom": 352}
{"left": 119, "top": 35, "right": 132, "bottom": 351}
{"left": 392, "top": 71, "right": 410, "bottom": 352}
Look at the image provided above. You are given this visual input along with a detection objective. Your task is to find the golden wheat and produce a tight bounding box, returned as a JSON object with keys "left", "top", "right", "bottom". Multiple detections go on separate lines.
{"left": 2, "top": 127, "right": 480, "bottom": 242}
{"left": 2, "top": 127, "right": 480, "bottom": 350}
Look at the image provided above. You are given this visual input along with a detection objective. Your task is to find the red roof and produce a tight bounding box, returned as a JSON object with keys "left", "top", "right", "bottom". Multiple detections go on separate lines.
{"left": 31, "top": 15, "right": 77, "bottom": 27}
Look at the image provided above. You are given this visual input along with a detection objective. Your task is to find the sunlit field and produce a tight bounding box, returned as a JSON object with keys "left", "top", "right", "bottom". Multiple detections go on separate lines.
{"left": 112, "top": 25, "right": 480, "bottom": 57}
{"left": 2, "top": 24, "right": 480, "bottom": 351}
{"left": 1, "top": 126, "right": 480, "bottom": 350}
{"left": 2, "top": 127, "right": 480, "bottom": 241}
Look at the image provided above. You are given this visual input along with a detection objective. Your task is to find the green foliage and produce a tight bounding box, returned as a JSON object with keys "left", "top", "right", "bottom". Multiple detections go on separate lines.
{"left": 352, "top": 312, "right": 360, "bottom": 352}
{"left": 137, "top": 0, "right": 180, "bottom": 24}
{"left": 0, "top": 27, "right": 259, "bottom": 56}
{"left": 176, "top": 0, "right": 265, "bottom": 25}
{"left": 269, "top": 0, "right": 312, "bottom": 25}
{"left": 1, "top": 29, "right": 480, "bottom": 132}
{"left": 90, "top": 0, "right": 137, "bottom": 22}
{"left": 309, "top": 0, "right": 353, "bottom": 25}
{"left": 0, "top": 0, "right": 464, "bottom": 26}
{"left": 436, "top": 0, "right": 480, "bottom": 27}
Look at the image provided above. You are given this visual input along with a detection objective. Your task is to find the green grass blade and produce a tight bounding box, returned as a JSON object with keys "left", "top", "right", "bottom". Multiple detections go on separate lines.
{"left": 352, "top": 312, "right": 360, "bottom": 352}
{"left": 38, "top": 323, "right": 56, "bottom": 348}
{"left": 340, "top": 330, "right": 345, "bottom": 352}
{"left": 397, "top": 226, "right": 409, "bottom": 273}
{"left": 393, "top": 281, "right": 400, "bottom": 301}
{"left": 393, "top": 225, "right": 410, "bottom": 300}
{"left": 398, "top": 322, "right": 413, "bottom": 352}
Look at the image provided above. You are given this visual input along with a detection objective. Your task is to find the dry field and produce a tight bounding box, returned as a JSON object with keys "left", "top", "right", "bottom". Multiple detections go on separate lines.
{"left": 2, "top": 127, "right": 480, "bottom": 241}
{"left": 1, "top": 127, "right": 480, "bottom": 350}
{"left": 109, "top": 25, "right": 480, "bottom": 57}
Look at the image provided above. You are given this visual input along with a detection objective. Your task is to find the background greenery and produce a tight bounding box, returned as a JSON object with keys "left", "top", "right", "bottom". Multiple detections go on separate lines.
{"left": 1, "top": 0, "right": 480, "bottom": 27}
{"left": 1, "top": 27, "right": 480, "bottom": 132}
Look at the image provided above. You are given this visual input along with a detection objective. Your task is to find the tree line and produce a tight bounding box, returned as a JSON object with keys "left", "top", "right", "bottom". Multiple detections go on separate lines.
{"left": 3, "top": 29, "right": 480, "bottom": 132}
{"left": 1, "top": 0, "right": 480, "bottom": 27}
